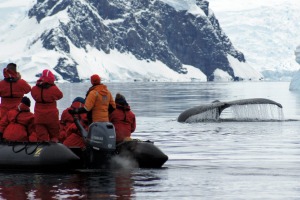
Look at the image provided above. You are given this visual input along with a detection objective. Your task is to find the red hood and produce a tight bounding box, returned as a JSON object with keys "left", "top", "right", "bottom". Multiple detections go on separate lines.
{"left": 3, "top": 68, "right": 19, "bottom": 80}
{"left": 70, "top": 101, "right": 85, "bottom": 109}
{"left": 36, "top": 69, "right": 55, "bottom": 85}
{"left": 116, "top": 103, "right": 131, "bottom": 111}
{"left": 86, "top": 84, "right": 109, "bottom": 97}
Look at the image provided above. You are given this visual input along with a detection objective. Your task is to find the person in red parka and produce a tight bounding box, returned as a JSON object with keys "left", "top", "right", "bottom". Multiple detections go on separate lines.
{"left": 59, "top": 97, "right": 86, "bottom": 142}
{"left": 0, "top": 63, "right": 31, "bottom": 120}
{"left": 63, "top": 122, "right": 86, "bottom": 149}
{"left": 0, "top": 96, "right": 35, "bottom": 142}
{"left": 59, "top": 97, "right": 88, "bottom": 149}
{"left": 109, "top": 93, "right": 136, "bottom": 144}
{"left": 31, "top": 69, "right": 63, "bottom": 142}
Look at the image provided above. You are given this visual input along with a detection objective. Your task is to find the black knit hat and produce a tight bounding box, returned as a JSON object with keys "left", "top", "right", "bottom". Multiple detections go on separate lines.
{"left": 6, "top": 63, "right": 17, "bottom": 72}
{"left": 21, "top": 96, "right": 31, "bottom": 107}
{"left": 115, "top": 93, "right": 128, "bottom": 106}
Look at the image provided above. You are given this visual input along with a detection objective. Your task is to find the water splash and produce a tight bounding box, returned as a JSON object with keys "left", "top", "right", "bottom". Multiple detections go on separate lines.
{"left": 228, "top": 104, "right": 284, "bottom": 121}
{"left": 185, "top": 108, "right": 220, "bottom": 123}
{"left": 110, "top": 155, "right": 139, "bottom": 169}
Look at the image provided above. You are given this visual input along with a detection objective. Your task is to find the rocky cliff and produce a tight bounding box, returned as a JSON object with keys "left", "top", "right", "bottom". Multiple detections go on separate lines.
{"left": 28, "top": 0, "right": 247, "bottom": 82}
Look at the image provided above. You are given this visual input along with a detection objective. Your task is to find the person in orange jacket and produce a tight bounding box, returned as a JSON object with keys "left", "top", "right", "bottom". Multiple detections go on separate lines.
{"left": 109, "top": 93, "right": 136, "bottom": 144}
{"left": 59, "top": 97, "right": 88, "bottom": 148}
{"left": 69, "top": 74, "right": 116, "bottom": 124}
{"left": 0, "top": 63, "right": 31, "bottom": 120}
{"left": 0, "top": 96, "right": 35, "bottom": 142}
{"left": 31, "top": 69, "right": 63, "bottom": 142}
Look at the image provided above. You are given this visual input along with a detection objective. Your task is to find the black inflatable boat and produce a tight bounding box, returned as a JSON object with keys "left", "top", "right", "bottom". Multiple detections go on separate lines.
{"left": 0, "top": 119, "right": 168, "bottom": 171}
{"left": 0, "top": 142, "right": 79, "bottom": 170}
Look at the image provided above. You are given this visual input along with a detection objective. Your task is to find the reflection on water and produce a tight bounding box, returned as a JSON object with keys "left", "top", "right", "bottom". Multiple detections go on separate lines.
{"left": 0, "top": 170, "right": 135, "bottom": 199}
{"left": 0, "top": 169, "right": 168, "bottom": 199}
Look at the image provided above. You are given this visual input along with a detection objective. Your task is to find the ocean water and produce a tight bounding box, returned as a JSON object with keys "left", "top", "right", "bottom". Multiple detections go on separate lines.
{"left": 1, "top": 81, "right": 300, "bottom": 199}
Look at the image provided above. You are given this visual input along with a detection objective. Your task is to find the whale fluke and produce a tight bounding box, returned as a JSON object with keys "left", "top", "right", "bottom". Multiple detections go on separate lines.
{"left": 177, "top": 98, "right": 283, "bottom": 123}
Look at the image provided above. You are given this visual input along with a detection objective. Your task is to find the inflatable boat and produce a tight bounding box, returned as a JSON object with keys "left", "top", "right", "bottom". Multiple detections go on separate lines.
{"left": 0, "top": 142, "right": 79, "bottom": 171}
{"left": 0, "top": 119, "right": 168, "bottom": 171}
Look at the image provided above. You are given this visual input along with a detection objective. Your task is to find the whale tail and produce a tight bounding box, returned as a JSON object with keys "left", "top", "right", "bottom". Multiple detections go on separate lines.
{"left": 178, "top": 98, "right": 283, "bottom": 123}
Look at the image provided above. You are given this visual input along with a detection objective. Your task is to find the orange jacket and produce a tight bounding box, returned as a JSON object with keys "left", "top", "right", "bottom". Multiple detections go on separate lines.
{"left": 0, "top": 69, "right": 31, "bottom": 118}
{"left": 84, "top": 84, "right": 115, "bottom": 122}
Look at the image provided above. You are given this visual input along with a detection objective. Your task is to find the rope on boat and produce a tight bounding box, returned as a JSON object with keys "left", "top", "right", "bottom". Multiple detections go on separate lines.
{"left": 25, "top": 142, "right": 42, "bottom": 155}
{"left": 11, "top": 142, "right": 43, "bottom": 155}
{"left": 12, "top": 144, "right": 27, "bottom": 153}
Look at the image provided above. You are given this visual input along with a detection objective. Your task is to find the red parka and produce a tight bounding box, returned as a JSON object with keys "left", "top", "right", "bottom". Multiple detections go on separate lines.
{"left": 31, "top": 70, "right": 63, "bottom": 142}
{"left": 59, "top": 107, "right": 77, "bottom": 142}
{"left": 59, "top": 100, "right": 88, "bottom": 144}
{"left": 0, "top": 103, "right": 35, "bottom": 142}
{"left": 0, "top": 68, "right": 31, "bottom": 119}
{"left": 110, "top": 103, "right": 136, "bottom": 143}
{"left": 63, "top": 123, "right": 86, "bottom": 149}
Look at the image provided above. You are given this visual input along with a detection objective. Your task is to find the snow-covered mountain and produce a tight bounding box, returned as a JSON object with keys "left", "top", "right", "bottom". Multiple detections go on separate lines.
{"left": 0, "top": 0, "right": 262, "bottom": 82}
{"left": 210, "top": 0, "right": 300, "bottom": 81}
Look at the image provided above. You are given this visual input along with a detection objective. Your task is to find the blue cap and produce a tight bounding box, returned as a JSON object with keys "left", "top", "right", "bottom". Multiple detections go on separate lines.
{"left": 72, "top": 97, "right": 85, "bottom": 104}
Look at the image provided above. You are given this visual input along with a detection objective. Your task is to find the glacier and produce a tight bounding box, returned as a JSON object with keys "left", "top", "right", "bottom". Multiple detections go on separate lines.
{"left": 210, "top": 0, "right": 300, "bottom": 81}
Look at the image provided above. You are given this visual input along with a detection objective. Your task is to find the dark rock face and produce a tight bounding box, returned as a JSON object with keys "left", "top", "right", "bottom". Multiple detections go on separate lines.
{"left": 28, "top": 0, "right": 246, "bottom": 82}
{"left": 53, "top": 58, "right": 80, "bottom": 82}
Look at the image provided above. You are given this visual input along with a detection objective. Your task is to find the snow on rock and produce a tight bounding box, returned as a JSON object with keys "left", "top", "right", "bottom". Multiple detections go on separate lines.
{"left": 228, "top": 55, "right": 263, "bottom": 81}
{"left": 160, "top": 0, "right": 206, "bottom": 16}
{"left": 213, "top": 69, "right": 232, "bottom": 81}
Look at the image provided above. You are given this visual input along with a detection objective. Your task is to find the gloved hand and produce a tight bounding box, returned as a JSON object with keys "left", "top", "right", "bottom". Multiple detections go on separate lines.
{"left": 68, "top": 107, "right": 87, "bottom": 115}
{"left": 68, "top": 109, "right": 78, "bottom": 115}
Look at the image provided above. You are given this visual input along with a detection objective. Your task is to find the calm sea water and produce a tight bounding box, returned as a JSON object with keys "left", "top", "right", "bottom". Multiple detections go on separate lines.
{"left": 2, "top": 81, "right": 300, "bottom": 199}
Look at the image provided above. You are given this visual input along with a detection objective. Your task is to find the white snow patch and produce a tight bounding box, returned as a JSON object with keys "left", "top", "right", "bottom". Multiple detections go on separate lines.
{"left": 103, "top": 18, "right": 124, "bottom": 26}
{"left": 213, "top": 68, "right": 232, "bottom": 81}
{"left": 160, "top": 0, "right": 205, "bottom": 16}
{"left": 228, "top": 55, "right": 263, "bottom": 80}
{"left": 73, "top": 46, "right": 207, "bottom": 82}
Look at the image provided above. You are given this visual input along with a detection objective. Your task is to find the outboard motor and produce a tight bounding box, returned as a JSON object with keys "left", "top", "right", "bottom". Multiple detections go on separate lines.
{"left": 86, "top": 122, "right": 116, "bottom": 168}
{"left": 74, "top": 117, "right": 116, "bottom": 168}
{"left": 86, "top": 122, "right": 116, "bottom": 151}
